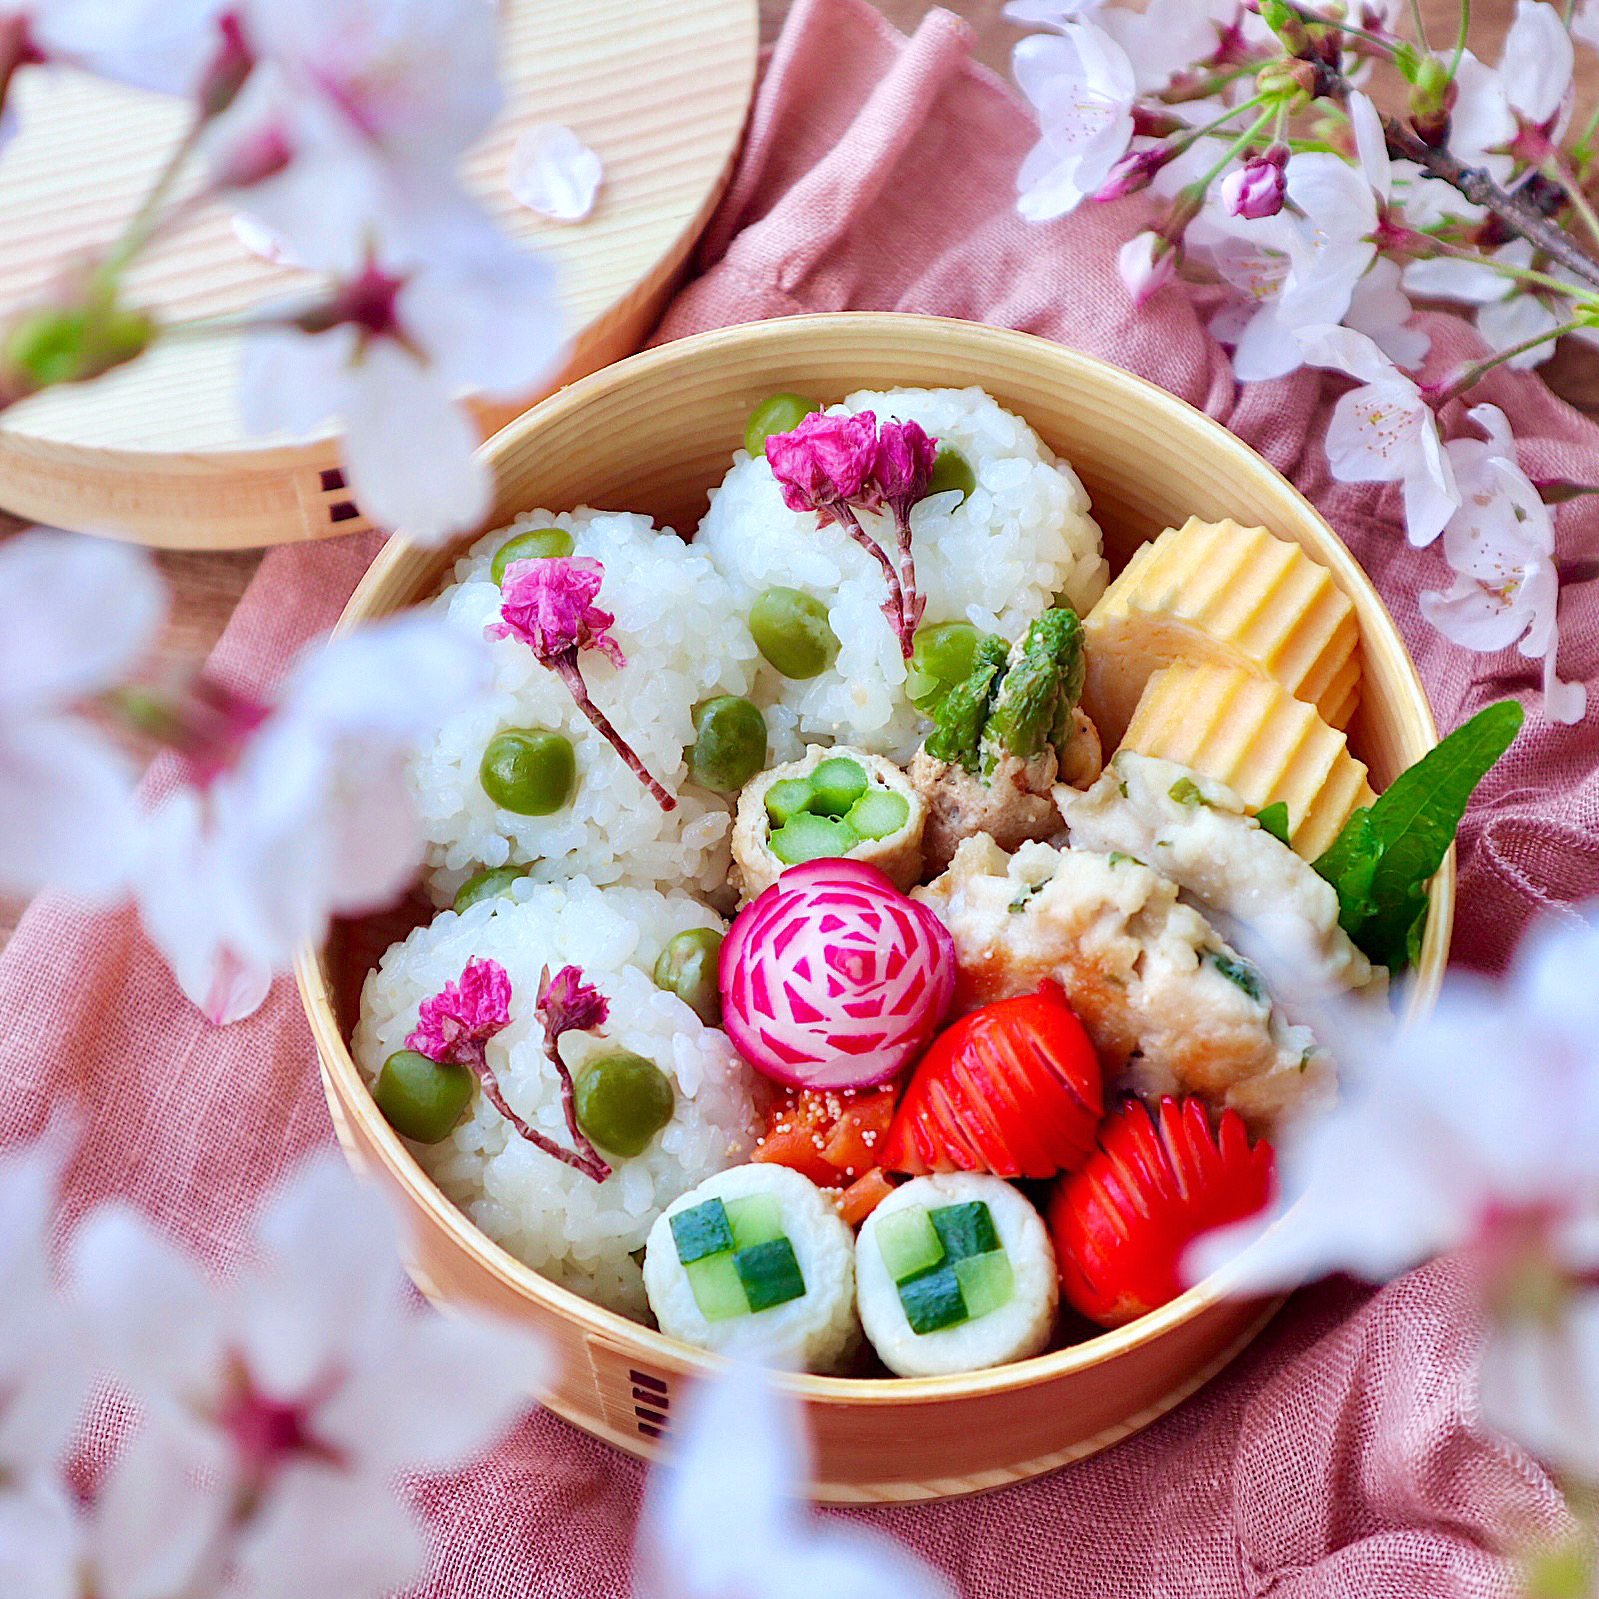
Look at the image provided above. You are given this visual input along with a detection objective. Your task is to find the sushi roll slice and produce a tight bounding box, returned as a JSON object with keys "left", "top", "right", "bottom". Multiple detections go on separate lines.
{"left": 856, "top": 1173, "right": 1057, "bottom": 1378}
{"left": 643, "top": 1163, "right": 860, "bottom": 1372}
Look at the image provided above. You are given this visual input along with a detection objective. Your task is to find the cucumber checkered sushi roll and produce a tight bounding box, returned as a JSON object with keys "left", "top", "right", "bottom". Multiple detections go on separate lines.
{"left": 856, "top": 1173, "right": 1058, "bottom": 1378}
{"left": 642, "top": 1163, "right": 860, "bottom": 1373}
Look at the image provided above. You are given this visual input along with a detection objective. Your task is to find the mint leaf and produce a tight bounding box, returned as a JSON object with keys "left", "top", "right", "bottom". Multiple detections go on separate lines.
{"left": 1312, "top": 700, "right": 1523, "bottom": 971}
{"left": 1254, "top": 801, "right": 1291, "bottom": 844}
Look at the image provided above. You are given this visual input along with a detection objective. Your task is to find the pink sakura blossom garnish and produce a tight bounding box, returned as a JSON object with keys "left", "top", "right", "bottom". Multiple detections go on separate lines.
{"left": 486, "top": 556, "right": 675, "bottom": 811}
{"left": 764, "top": 410, "right": 939, "bottom": 657}
{"left": 535, "top": 963, "right": 612, "bottom": 1183}
{"left": 406, "top": 955, "right": 512, "bottom": 1070}
{"left": 407, "top": 958, "right": 611, "bottom": 1182}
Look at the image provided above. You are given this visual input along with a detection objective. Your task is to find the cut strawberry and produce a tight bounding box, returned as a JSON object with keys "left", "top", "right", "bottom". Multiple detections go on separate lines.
{"left": 1048, "top": 1096, "right": 1276, "bottom": 1328}
{"left": 882, "top": 983, "right": 1103, "bottom": 1180}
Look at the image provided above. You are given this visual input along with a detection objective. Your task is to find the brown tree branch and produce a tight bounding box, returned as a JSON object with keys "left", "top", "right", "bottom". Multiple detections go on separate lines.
{"left": 1382, "top": 116, "right": 1599, "bottom": 294}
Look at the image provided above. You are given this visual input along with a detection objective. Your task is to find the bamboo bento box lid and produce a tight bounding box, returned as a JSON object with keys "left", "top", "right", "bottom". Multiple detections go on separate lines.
{"left": 0, "top": 0, "right": 758, "bottom": 549}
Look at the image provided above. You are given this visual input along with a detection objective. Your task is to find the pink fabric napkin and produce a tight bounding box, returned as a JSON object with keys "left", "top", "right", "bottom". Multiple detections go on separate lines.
{"left": 3, "top": 0, "right": 1596, "bottom": 1592}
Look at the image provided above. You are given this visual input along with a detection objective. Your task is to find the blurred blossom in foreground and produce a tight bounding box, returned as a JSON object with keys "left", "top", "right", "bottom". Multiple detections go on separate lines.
{"left": 0, "top": 531, "right": 164, "bottom": 900}
{"left": 0, "top": 1138, "right": 547, "bottom": 1599}
{"left": 133, "top": 611, "right": 491, "bottom": 1024}
{"left": 634, "top": 1360, "right": 955, "bottom": 1599}
{"left": 1193, "top": 908, "right": 1599, "bottom": 1478}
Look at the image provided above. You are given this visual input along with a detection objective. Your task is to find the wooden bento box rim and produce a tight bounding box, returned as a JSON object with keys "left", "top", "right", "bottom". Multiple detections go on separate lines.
{"left": 294, "top": 311, "right": 1453, "bottom": 1419}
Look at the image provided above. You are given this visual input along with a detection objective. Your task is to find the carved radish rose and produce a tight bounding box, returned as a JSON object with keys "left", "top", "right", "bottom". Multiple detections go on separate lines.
{"left": 719, "top": 858, "right": 957, "bottom": 1089}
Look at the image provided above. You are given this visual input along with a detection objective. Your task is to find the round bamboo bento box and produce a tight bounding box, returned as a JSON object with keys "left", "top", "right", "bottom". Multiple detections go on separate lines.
{"left": 0, "top": 0, "right": 756, "bottom": 548}
{"left": 295, "top": 313, "right": 1453, "bottom": 1503}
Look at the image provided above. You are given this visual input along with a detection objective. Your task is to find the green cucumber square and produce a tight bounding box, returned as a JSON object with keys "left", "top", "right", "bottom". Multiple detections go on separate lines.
{"left": 671, "top": 1199, "right": 734, "bottom": 1265}
{"left": 725, "top": 1194, "right": 784, "bottom": 1251}
{"left": 929, "top": 1201, "right": 1000, "bottom": 1262}
{"left": 686, "top": 1253, "right": 750, "bottom": 1322}
{"left": 954, "top": 1251, "right": 1014, "bottom": 1321}
{"left": 875, "top": 1205, "right": 945, "bottom": 1284}
{"left": 734, "top": 1237, "right": 807, "bottom": 1312}
{"left": 897, "top": 1263, "right": 968, "bottom": 1334}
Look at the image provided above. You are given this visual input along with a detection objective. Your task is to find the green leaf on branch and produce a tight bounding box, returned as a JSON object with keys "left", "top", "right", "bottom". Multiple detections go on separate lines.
{"left": 1311, "top": 701, "right": 1523, "bottom": 972}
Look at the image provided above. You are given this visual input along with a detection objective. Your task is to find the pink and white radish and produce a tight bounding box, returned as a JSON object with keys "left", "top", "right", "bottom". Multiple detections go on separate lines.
{"left": 719, "top": 858, "right": 956, "bottom": 1089}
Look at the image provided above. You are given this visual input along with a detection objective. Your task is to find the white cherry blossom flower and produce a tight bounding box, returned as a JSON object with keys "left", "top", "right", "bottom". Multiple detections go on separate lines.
{"left": 69, "top": 1154, "right": 549, "bottom": 1599}
{"left": 1296, "top": 323, "right": 1460, "bottom": 545}
{"left": 0, "top": 0, "right": 225, "bottom": 106}
{"left": 634, "top": 1361, "right": 955, "bottom": 1599}
{"left": 1451, "top": 5, "right": 1573, "bottom": 173}
{"left": 132, "top": 611, "right": 490, "bottom": 1024}
{"left": 1012, "top": 20, "right": 1137, "bottom": 221}
{"left": 1420, "top": 405, "right": 1585, "bottom": 724}
{"left": 238, "top": 205, "right": 565, "bottom": 544}
{"left": 214, "top": 0, "right": 503, "bottom": 272}
{"left": 1346, "top": 256, "right": 1430, "bottom": 372}
{"left": 0, "top": 530, "right": 164, "bottom": 900}
{"left": 1098, "top": 0, "right": 1227, "bottom": 95}
{"left": 1476, "top": 288, "right": 1568, "bottom": 369}
{"left": 509, "top": 123, "right": 603, "bottom": 222}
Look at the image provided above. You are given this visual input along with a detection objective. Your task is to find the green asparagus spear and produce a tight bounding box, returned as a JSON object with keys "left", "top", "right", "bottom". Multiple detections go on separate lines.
{"left": 924, "top": 632, "right": 1009, "bottom": 773}
{"left": 981, "top": 608, "right": 1086, "bottom": 775}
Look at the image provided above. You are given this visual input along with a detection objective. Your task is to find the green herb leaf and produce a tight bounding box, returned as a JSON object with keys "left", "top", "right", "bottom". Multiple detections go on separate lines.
{"left": 1312, "top": 700, "right": 1523, "bottom": 972}
{"left": 1169, "top": 776, "right": 1208, "bottom": 808}
{"left": 1007, "top": 882, "right": 1043, "bottom": 913}
{"left": 1209, "top": 949, "right": 1264, "bottom": 1003}
{"left": 925, "top": 633, "right": 1008, "bottom": 773}
{"left": 1254, "top": 801, "right": 1291, "bottom": 845}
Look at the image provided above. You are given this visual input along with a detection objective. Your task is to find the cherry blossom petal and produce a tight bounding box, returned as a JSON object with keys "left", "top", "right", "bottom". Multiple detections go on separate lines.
{"left": 1477, "top": 290, "right": 1564, "bottom": 369}
{"left": 1480, "top": 1288, "right": 1599, "bottom": 1479}
{"left": 509, "top": 123, "right": 603, "bottom": 221}
{"left": 337, "top": 340, "right": 492, "bottom": 542}
{"left": 1420, "top": 572, "right": 1538, "bottom": 653}
{"left": 1116, "top": 231, "right": 1172, "bottom": 305}
{"left": 1499, "top": 0, "right": 1573, "bottom": 130}
{"left": 1576, "top": 0, "right": 1599, "bottom": 50}
{"left": 1450, "top": 49, "right": 1519, "bottom": 174}
{"left": 91, "top": 1419, "right": 233, "bottom": 1599}
{"left": 0, "top": 530, "right": 164, "bottom": 718}
{"left": 1345, "top": 258, "right": 1429, "bottom": 372}
{"left": 1347, "top": 90, "right": 1391, "bottom": 202}
{"left": 1404, "top": 417, "right": 1463, "bottom": 546}
{"left": 69, "top": 1205, "right": 231, "bottom": 1418}
{"left": 1278, "top": 155, "right": 1376, "bottom": 326}
{"left": 0, "top": 718, "right": 139, "bottom": 899}
{"left": 29, "top": 0, "right": 226, "bottom": 96}
{"left": 230, "top": 1464, "right": 425, "bottom": 1599}
{"left": 320, "top": 1309, "right": 547, "bottom": 1475}
{"left": 0, "top": 1482, "right": 80, "bottom": 1599}
{"left": 1404, "top": 238, "right": 1533, "bottom": 304}
{"left": 1541, "top": 652, "right": 1587, "bottom": 725}
{"left": 635, "top": 1362, "right": 956, "bottom": 1599}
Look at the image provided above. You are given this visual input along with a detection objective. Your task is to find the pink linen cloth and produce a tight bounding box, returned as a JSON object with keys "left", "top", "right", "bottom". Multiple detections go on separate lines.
{"left": 2, "top": 0, "right": 1596, "bottom": 1592}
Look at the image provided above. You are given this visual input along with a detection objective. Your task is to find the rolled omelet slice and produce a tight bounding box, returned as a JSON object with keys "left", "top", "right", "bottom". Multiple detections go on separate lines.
{"left": 732, "top": 744, "right": 926, "bottom": 902}
{"left": 1081, "top": 517, "right": 1361, "bottom": 749}
{"left": 1120, "top": 661, "right": 1375, "bottom": 861}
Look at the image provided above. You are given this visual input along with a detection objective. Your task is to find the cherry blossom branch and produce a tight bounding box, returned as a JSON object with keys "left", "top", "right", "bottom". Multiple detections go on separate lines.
{"left": 480, "top": 1040, "right": 609, "bottom": 1183}
{"left": 834, "top": 501, "right": 911, "bottom": 654}
{"left": 1431, "top": 316, "right": 1592, "bottom": 405}
{"left": 1382, "top": 115, "right": 1599, "bottom": 292}
{"left": 549, "top": 655, "right": 677, "bottom": 812}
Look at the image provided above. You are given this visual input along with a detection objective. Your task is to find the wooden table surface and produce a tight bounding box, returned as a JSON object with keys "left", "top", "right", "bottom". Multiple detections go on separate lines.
{"left": 0, "top": 0, "right": 1586, "bottom": 947}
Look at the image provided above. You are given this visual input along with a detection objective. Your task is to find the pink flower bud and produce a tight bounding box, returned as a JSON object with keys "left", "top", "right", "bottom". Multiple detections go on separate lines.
{"left": 408, "top": 958, "right": 512, "bottom": 1068}
{"left": 764, "top": 409, "right": 878, "bottom": 517}
{"left": 869, "top": 418, "right": 937, "bottom": 515}
{"left": 537, "top": 963, "right": 610, "bottom": 1040}
{"left": 215, "top": 123, "right": 294, "bottom": 190}
{"left": 487, "top": 554, "right": 625, "bottom": 668}
{"left": 1094, "top": 145, "right": 1174, "bottom": 203}
{"left": 1220, "top": 144, "right": 1288, "bottom": 220}
{"left": 1117, "top": 231, "right": 1175, "bottom": 307}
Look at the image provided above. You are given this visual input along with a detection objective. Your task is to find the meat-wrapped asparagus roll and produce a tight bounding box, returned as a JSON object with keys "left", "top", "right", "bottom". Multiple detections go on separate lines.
{"left": 909, "top": 608, "right": 1102, "bottom": 874}
{"left": 731, "top": 744, "right": 926, "bottom": 901}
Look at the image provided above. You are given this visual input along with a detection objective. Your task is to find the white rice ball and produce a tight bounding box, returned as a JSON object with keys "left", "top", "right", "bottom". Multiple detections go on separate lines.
{"left": 353, "top": 879, "right": 762, "bottom": 1319}
{"left": 411, "top": 508, "right": 762, "bottom": 906}
{"left": 856, "top": 1173, "right": 1058, "bottom": 1378}
{"left": 643, "top": 1163, "right": 860, "bottom": 1373}
{"left": 696, "top": 386, "right": 1107, "bottom": 763}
